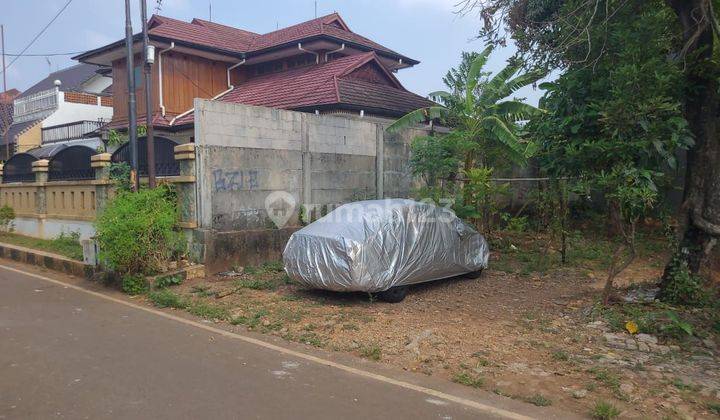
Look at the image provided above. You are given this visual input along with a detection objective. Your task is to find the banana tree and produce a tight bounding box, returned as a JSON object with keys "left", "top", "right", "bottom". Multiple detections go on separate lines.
{"left": 387, "top": 46, "right": 545, "bottom": 169}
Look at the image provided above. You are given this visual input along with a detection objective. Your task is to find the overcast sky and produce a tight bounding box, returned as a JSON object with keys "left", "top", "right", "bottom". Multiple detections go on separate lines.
{"left": 1, "top": 0, "right": 544, "bottom": 104}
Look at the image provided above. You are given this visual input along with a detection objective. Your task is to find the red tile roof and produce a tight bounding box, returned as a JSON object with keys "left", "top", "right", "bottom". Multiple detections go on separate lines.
{"left": 142, "top": 13, "right": 410, "bottom": 60}
{"left": 148, "top": 15, "right": 254, "bottom": 53}
{"left": 171, "top": 52, "right": 433, "bottom": 126}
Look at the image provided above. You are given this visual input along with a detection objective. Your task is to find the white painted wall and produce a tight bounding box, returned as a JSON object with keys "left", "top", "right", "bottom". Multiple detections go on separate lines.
{"left": 41, "top": 92, "right": 113, "bottom": 128}
{"left": 12, "top": 217, "right": 95, "bottom": 241}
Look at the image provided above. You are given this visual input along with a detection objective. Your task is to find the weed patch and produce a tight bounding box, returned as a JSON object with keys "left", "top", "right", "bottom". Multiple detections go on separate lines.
{"left": 525, "top": 394, "right": 552, "bottom": 407}
{"left": 122, "top": 274, "right": 148, "bottom": 296}
{"left": 148, "top": 289, "right": 187, "bottom": 309}
{"left": 234, "top": 278, "right": 277, "bottom": 290}
{"left": 359, "top": 344, "right": 382, "bottom": 361}
{"left": 0, "top": 231, "right": 83, "bottom": 260}
{"left": 187, "top": 301, "right": 229, "bottom": 320}
{"left": 452, "top": 372, "right": 484, "bottom": 388}
{"left": 591, "top": 401, "right": 621, "bottom": 419}
{"left": 154, "top": 274, "right": 183, "bottom": 290}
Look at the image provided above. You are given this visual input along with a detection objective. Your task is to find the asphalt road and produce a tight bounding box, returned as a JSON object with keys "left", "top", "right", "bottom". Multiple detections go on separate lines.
{"left": 0, "top": 263, "right": 568, "bottom": 420}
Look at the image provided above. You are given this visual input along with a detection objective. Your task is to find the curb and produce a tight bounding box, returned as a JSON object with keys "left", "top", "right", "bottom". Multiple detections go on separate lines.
{"left": 0, "top": 242, "right": 97, "bottom": 278}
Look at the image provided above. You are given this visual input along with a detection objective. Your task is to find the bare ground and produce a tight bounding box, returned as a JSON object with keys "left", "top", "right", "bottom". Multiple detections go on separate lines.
{"left": 148, "top": 230, "right": 720, "bottom": 419}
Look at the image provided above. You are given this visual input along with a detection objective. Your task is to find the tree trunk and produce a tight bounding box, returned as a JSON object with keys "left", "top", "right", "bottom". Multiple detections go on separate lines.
{"left": 661, "top": 0, "right": 720, "bottom": 287}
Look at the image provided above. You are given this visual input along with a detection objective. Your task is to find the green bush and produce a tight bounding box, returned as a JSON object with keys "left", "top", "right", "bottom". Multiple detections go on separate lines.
{"left": 0, "top": 205, "right": 15, "bottom": 231}
{"left": 95, "top": 186, "right": 183, "bottom": 275}
{"left": 660, "top": 256, "right": 707, "bottom": 306}
{"left": 122, "top": 274, "right": 148, "bottom": 295}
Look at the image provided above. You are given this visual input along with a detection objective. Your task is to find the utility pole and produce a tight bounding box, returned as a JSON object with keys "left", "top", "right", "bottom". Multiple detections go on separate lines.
{"left": 1, "top": 25, "right": 6, "bottom": 93}
{"left": 141, "top": 0, "right": 156, "bottom": 188}
{"left": 2, "top": 24, "right": 7, "bottom": 161}
{"left": 125, "top": 0, "right": 139, "bottom": 191}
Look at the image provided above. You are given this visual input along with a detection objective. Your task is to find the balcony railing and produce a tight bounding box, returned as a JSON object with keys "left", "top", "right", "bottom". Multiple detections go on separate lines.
{"left": 42, "top": 120, "right": 107, "bottom": 143}
{"left": 13, "top": 89, "right": 58, "bottom": 123}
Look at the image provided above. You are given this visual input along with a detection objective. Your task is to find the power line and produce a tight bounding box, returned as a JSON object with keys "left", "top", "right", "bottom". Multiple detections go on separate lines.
{"left": 3, "top": 51, "right": 85, "bottom": 57}
{"left": 0, "top": 0, "right": 74, "bottom": 76}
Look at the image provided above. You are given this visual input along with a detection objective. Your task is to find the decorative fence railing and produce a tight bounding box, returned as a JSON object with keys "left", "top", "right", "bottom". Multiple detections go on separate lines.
{"left": 13, "top": 89, "right": 58, "bottom": 123}
{"left": 139, "top": 161, "right": 181, "bottom": 177}
{"left": 2, "top": 173, "right": 37, "bottom": 184}
{"left": 48, "top": 168, "right": 96, "bottom": 182}
{"left": 42, "top": 120, "right": 107, "bottom": 143}
{"left": 0, "top": 144, "right": 198, "bottom": 234}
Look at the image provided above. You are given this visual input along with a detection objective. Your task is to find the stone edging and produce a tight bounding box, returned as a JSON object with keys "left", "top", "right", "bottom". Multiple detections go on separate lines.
{"left": 0, "top": 242, "right": 96, "bottom": 279}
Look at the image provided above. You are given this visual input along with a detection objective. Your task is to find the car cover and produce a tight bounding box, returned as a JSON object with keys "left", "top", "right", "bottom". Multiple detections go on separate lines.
{"left": 283, "top": 199, "right": 489, "bottom": 293}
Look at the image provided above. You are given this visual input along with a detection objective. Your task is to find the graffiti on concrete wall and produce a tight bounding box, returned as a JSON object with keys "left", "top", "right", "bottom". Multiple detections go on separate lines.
{"left": 212, "top": 169, "right": 260, "bottom": 192}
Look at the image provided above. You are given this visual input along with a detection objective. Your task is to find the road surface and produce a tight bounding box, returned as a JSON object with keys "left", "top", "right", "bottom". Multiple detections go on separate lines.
{"left": 0, "top": 262, "right": 570, "bottom": 420}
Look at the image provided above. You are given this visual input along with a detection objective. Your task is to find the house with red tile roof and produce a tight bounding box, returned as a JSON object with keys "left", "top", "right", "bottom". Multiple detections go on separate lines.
{"left": 74, "top": 13, "right": 433, "bottom": 140}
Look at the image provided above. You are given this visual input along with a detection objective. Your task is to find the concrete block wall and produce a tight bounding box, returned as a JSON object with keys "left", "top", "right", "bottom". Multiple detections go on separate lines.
{"left": 194, "top": 100, "right": 426, "bottom": 233}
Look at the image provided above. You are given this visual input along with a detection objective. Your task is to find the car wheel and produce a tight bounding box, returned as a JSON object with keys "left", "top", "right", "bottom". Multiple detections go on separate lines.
{"left": 376, "top": 286, "right": 409, "bottom": 303}
{"left": 465, "top": 269, "right": 483, "bottom": 279}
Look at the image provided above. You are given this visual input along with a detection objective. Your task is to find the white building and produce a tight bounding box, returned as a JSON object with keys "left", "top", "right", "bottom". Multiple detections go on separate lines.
{"left": 4, "top": 64, "right": 113, "bottom": 156}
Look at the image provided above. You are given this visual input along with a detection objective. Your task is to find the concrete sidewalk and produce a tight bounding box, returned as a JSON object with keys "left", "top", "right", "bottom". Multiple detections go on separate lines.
{"left": 0, "top": 263, "right": 573, "bottom": 419}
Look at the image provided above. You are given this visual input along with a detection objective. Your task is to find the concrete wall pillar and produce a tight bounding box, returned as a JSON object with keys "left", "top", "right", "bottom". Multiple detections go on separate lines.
{"left": 174, "top": 143, "right": 200, "bottom": 261}
{"left": 173, "top": 143, "right": 198, "bottom": 226}
{"left": 31, "top": 159, "right": 49, "bottom": 215}
{"left": 91, "top": 153, "right": 112, "bottom": 212}
{"left": 301, "top": 115, "right": 312, "bottom": 218}
{"left": 375, "top": 124, "right": 384, "bottom": 199}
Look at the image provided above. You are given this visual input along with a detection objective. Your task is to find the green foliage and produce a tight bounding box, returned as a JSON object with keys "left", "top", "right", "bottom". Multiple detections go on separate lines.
{"left": 148, "top": 289, "right": 187, "bottom": 309}
{"left": 389, "top": 49, "right": 544, "bottom": 168}
{"left": 95, "top": 186, "right": 182, "bottom": 275}
{"left": 107, "top": 125, "right": 147, "bottom": 147}
{"left": 109, "top": 162, "right": 132, "bottom": 192}
{"left": 452, "top": 372, "right": 485, "bottom": 388}
{"left": 187, "top": 301, "right": 229, "bottom": 320}
{"left": 662, "top": 311, "right": 694, "bottom": 338}
{"left": 0, "top": 231, "right": 83, "bottom": 260}
{"left": 0, "top": 205, "right": 15, "bottom": 231}
{"left": 708, "top": 402, "right": 720, "bottom": 415}
{"left": 525, "top": 394, "right": 552, "bottom": 407}
{"left": 591, "top": 401, "right": 621, "bottom": 420}
{"left": 244, "top": 261, "right": 285, "bottom": 275}
{"left": 50, "top": 232, "right": 84, "bottom": 261}
{"left": 359, "top": 344, "right": 382, "bottom": 361}
{"left": 501, "top": 214, "right": 529, "bottom": 232}
{"left": 122, "top": 274, "right": 148, "bottom": 296}
{"left": 409, "top": 134, "right": 472, "bottom": 191}
{"left": 661, "top": 253, "right": 708, "bottom": 306}
{"left": 234, "top": 278, "right": 277, "bottom": 291}
{"left": 154, "top": 274, "right": 183, "bottom": 290}
{"left": 457, "top": 167, "right": 509, "bottom": 233}
{"left": 594, "top": 303, "right": 697, "bottom": 340}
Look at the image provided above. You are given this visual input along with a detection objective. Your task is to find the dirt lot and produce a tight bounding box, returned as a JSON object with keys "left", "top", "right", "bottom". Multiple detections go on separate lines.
{"left": 146, "top": 229, "right": 720, "bottom": 419}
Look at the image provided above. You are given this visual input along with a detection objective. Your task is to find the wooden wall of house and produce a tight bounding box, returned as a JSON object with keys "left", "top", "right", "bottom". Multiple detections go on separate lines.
{"left": 111, "top": 52, "right": 231, "bottom": 125}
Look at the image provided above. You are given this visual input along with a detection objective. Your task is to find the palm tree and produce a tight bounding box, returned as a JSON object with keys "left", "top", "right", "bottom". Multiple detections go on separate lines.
{"left": 388, "top": 46, "right": 545, "bottom": 169}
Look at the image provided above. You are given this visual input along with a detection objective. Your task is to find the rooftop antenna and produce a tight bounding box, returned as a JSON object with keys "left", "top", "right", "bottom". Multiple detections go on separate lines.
{"left": 45, "top": 57, "right": 52, "bottom": 74}
{"left": 315, "top": 1, "right": 317, "bottom": 18}
{"left": 209, "top": 1, "right": 212, "bottom": 22}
